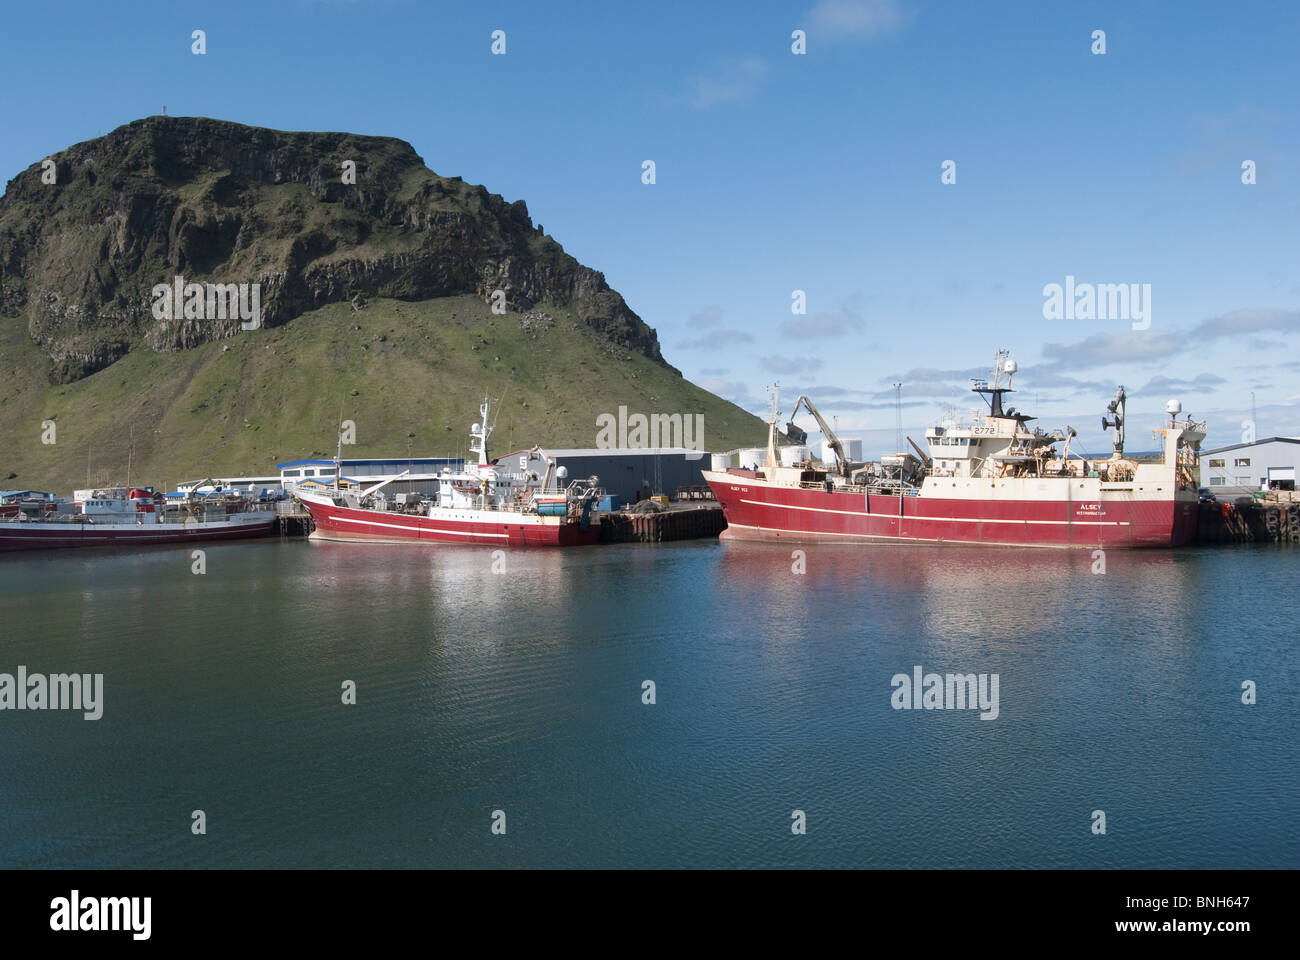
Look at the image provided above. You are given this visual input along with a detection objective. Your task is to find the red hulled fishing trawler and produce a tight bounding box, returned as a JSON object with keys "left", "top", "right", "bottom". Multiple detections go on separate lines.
{"left": 703, "top": 351, "right": 1205, "bottom": 548}
{"left": 295, "top": 397, "right": 603, "bottom": 546}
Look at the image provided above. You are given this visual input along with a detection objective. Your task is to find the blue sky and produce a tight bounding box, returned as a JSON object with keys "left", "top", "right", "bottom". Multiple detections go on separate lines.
{"left": 1, "top": 0, "right": 1296, "bottom": 455}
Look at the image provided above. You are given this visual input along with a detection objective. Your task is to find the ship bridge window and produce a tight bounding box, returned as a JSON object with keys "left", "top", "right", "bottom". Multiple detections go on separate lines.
{"left": 282, "top": 470, "right": 301, "bottom": 478}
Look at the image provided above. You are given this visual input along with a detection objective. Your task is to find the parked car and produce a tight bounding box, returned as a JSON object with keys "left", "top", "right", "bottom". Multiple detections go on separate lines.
{"left": 1198, "top": 488, "right": 1217, "bottom": 504}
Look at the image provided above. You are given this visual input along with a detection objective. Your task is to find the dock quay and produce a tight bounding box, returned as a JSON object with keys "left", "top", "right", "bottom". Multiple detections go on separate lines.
{"left": 274, "top": 500, "right": 313, "bottom": 537}
{"left": 600, "top": 504, "right": 727, "bottom": 543}
{"left": 1198, "top": 494, "right": 1300, "bottom": 543}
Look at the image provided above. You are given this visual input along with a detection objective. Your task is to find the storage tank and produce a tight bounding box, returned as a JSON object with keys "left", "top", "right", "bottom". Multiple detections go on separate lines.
{"left": 736, "top": 447, "right": 767, "bottom": 470}
{"left": 710, "top": 452, "right": 732, "bottom": 472}
{"left": 823, "top": 438, "right": 864, "bottom": 462}
{"left": 779, "top": 445, "right": 812, "bottom": 466}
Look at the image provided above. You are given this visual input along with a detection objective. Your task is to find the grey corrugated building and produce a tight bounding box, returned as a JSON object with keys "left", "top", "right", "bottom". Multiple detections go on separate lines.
{"left": 1200, "top": 437, "right": 1299, "bottom": 495}
{"left": 498, "top": 448, "right": 710, "bottom": 502}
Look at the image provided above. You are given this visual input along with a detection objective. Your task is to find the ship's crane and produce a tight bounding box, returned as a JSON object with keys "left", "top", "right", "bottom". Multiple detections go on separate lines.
{"left": 1101, "top": 386, "right": 1126, "bottom": 457}
{"left": 184, "top": 479, "right": 221, "bottom": 501}
{"left": 358, "top": 470, "right": 411, "bottom": 499}
{"left": 907, "top": 437, "right": 932, "bottom": 470}
{"left": 789, "top": 395, "right": 851, "bottom": 479}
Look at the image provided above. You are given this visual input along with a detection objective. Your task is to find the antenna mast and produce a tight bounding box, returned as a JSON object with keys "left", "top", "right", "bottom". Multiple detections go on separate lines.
{"left": 893, "top": 383, "right": 902, "bottom": 453}
{"left": 765, "top": 383, "right": 781, "bottom": 470}
{"left": 335, "top": 400, "right": 344, "bottom": 490}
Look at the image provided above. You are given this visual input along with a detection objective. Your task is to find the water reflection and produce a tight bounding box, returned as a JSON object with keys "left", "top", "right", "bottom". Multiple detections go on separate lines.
{"left": 0, "top": 537, "right": 1294, "bottom": 868}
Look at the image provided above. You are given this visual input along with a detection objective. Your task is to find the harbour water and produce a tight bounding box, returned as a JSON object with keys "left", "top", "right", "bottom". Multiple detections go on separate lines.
{"left": 1, "top": 539, "right": 1296, "bottom": 868}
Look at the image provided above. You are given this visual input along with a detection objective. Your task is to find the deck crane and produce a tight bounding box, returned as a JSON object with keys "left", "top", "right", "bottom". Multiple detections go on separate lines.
{"left": 788, "top": 395, "right": 851, "bottom": 479}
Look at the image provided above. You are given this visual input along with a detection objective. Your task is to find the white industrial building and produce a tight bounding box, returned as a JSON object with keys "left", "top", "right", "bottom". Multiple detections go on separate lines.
{"left": 1200, "top": 437, "right": 1300, "bottom": 495}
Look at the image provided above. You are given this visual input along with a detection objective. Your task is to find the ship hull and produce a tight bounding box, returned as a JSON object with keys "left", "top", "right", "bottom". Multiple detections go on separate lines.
{"left": 704, "top": 472, "right": 1197, "bottom": 548}
{"left": 0, "top": 514, "right": 276, "bottom": 551}
{"left": 299, "top": 496, "right": 601, "bottom": 547}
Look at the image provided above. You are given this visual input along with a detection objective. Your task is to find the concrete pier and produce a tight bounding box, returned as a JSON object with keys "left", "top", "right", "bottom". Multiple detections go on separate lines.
{"left": 274, "top": 501, "right": 313, "bottom": 537}
{"left": 1198, "top": 496, "right": 1300, "bottom": 543}
{"left": 600, "top": 505, "right": 727, "bottom": 543}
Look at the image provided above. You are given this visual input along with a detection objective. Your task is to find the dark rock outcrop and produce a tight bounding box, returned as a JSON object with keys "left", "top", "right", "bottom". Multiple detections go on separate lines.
{"left": 0, "top": 116, "right": 671, "bottom": 382}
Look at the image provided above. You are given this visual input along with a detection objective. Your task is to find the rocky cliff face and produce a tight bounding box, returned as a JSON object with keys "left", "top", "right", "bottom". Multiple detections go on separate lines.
{"left": 0, "top": 116, "right": 669, "bottom": 382}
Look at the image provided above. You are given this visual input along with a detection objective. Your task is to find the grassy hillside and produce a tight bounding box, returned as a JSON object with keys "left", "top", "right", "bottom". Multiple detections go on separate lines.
{"left": 0, "top": 295, "right": 766, "bottom": 492}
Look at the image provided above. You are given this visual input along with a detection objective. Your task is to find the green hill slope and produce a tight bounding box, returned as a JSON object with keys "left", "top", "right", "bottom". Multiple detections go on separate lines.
{"left": 1, "top": 295, "right": 763, "bottom": 490}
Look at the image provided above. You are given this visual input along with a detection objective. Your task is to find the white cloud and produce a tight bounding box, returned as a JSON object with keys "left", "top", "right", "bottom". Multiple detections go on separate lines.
{"left": 1131, "top": 373, "right": 1227, "bottom": 397}
{"left": 806, "top": 0, "right": 903, "bottom": 41}
{"left": 1189, "top": 307, "right": 1300, "bottom": 339}
{"left": 780, "top": 306, "right": 866, "bottom": 339}
{"left": 760, "top": 354, "right": 824, "bottom": 375}
{"left": 686, "top": 57, "right": 766, "bottom": 109}
{"left": 694, "top": 376, "right": 762, "bottom": 411}
{"left": 687, "top": 306, "right": 724, "bottom": 329}
{"left": 679, "top": 329, "right": 754, "bottom": 350}
{"left": 1040, "top": 331, "right": 1187, "bottom": 367}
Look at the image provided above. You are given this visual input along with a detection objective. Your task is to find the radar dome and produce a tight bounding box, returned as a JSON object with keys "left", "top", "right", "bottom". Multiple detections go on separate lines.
{"left": 556, "top": 466, "right": 569, "bottom": 479}
{"left": 1004, "top": 359, "right": 1018, "bottom": 375}
{"left": 1165, "top": 398, "right": 1182, "bottom": 415}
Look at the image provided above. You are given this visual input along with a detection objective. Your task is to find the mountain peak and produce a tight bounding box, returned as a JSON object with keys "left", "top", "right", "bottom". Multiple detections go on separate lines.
{"left": 0, "top": 116, "right": 668, "bottom": 382}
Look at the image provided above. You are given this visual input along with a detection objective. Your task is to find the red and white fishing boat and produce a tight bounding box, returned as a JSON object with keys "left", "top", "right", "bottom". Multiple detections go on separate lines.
{"left": 704, "top": 351, "right": 1206, "bottom": 548}
{"left": 0, "top": 486, "right": 276, "bottom": 550}
{"left": 295, "top": 397, "right": 603, "bottom": 547}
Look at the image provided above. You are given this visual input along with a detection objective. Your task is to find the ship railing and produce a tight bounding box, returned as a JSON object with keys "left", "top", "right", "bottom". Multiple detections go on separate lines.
{"left": 796, "top": 478, "right": 921, "bottom": 496}
{"left": 865, "top": 478, "right": 922, "bottom": 497}
{"left": 798, "top": 480, "right": 867, "bottom": 493}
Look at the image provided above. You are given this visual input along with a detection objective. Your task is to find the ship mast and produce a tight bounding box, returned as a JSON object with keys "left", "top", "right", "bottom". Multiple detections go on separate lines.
{"left": 972, "top": 348, "right": 1014, "bottom": 419}
{"left": 334, "top": 401, "right": 344, "bottom": 491}
{"left": 765, "top": 384, "right": 780, "bottom": 470}
{"left": 471, "top": 395, "right": 493, "bottom": 466}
